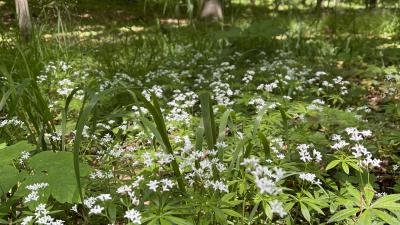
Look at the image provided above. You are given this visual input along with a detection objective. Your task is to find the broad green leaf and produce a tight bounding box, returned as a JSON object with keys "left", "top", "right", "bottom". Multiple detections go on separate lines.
{"left": 327, "top": 208, "right": 359, "bottom": 223}
{"left": 0, "top": 165, "right": 21, "bottom": 196}
{"left": 0, "top": 141, "right": 36, "bottom": 164}
{"left": 16, "top": 151, "right": 90, "bottom": 203}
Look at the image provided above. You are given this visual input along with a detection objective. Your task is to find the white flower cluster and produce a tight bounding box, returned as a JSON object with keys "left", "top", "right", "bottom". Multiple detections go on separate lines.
{"left": 142, "top": 85, "right": 164, "bottom": 101}
{"left": 18, "top": 151, "right": 31, "bottom": 164}
{"left": 146, "top": 178, "right": 175, "bottom": 192}
{"left": 56, "top": 78, "right": 74, "bottom": 96}
{"left": 241, "top": 158, "right": 285, "bottom": 195}
{"left": 307, "top": 99, "right": 325, "bottom": 112}
{"left": 124, "top": 208, "right": 142, "bottom": 224}
{"left": 44, "top": 132, "right": 62, "bottom": 142}
{"left": 257, "top": 80, "right": 279, "bottom": 92}
{"left": 0, "top": 117, "right": 24, "bottom": 128}
{"left": 210, "top": 81, "right": 237, "bottom": 106}
{"left": 24, "top": 182, "right": 49, "bottom": 203}
{"left": 299, "top": 172, "right": 321, "bottom": 185}
{"left": 89, "top": 169, "right": 113, "bottom": 179}
{"left": 331, "top": 128, "right": 380, "bottom": 168}
{"left": 166, "top": 90, "right": 198, "bottom": 124}
{"left": 21, "top": 203, "right": 65, "bottom": 225}
{"left": 84, "top": 194, "right": 112, "bottom": 215}
{"left": 269, "top": 199, "right": 287, "bottom": 218}
{"left": 296, "top": 144, "right": 322, "bottom": 163}
{"left": 270, "top": 138, "right": 286, "bottom": 160}
{"left": 116, "top": 175, "right": 144, "bottom": 205}
{"left": 242, "top": 70, "right": 255, "bottom": 84}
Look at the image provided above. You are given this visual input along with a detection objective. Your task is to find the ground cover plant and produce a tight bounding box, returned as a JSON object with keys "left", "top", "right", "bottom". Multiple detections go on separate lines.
{"left": 1, "top": 0, "right": 400, "bottom": 224}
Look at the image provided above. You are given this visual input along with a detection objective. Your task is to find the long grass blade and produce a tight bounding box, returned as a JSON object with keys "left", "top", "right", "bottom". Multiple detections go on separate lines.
{"left": 73, "top": 91, "right": 98, "bottom": 203}
{"left": 62, "top": 88, "right": 80, "bottom": 151}
{"left": 199, "top": 92, "right": 217, "bottom": 151}
{"left": 131, "top": 91, "right": 186, "bottom": 193}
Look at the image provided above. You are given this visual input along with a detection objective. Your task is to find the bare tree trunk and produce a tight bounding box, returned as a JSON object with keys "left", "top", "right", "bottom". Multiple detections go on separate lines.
{"left": 15, "top": 0, "right": 32, "bottom": 41}
{"left": 200, "top": 0, "right": 223, "bottom": 21}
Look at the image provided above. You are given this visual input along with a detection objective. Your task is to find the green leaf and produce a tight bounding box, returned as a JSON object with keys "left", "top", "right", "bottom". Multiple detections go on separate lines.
{"left": 160, "top": 218, "right": 173, "bottom": 225}
{"left": 16, "top": 151, "right": 91, "bottom": 204}
{"left": 0, "top": 89, "right": 12, "bottom": 112}
{"left": 327, "top": 208, "right": 359, "bottom": 223}
{"left": 0, "top": 165, "right": 21, "bottom": 196}
{"left": 364, "top": 184, "right": 375, "bottom": 207}
{"left": 221, "top": 208, "right": 242, "bottom": 218}
{"left": 372, "top": 194, "right": 400, "bottom": 209}
{"left": 165, "top": 216, "right": 193, "bottom": 225}
{"left": 132, "top": 91, "right": 185, "bottom": 192}
{"left": 348, "top": 161, "right": 363, "bottom": 172}
{"left": 0, "top": 141, "right": 36, "bottom": 164}
{"left": 195, "top": 126, "right": 204, "bottom": 151}
{"left": 300, "top": 202, "right": 311, "bottom": 222}
{"left": 342, "top": 162, "right": 350, "bottom": 174}
{"left": 218, "top": 110, "right": 231, "bottom": 141}
{"left": 199, "top": 92, "right": 217, "bottom": 151}
{"left": 62, "top": 88, "right": 80, "bottom": 151}
{"left": 263, "top": 201, "right": 273, "bottom": 220}
{"left": 73, "top": 91, "right": 98, "bottom": 203}
{"left": 326, "top": 160, "right": 341, "bottom": 171}
{"left": 372, "top": 209, "right": 400, "bottom": 225}
{"left": 258, "top": 132, "right": 271, "bottom": 159}
{"left": 357, "top": 209, "right": 372, "bottom": 225}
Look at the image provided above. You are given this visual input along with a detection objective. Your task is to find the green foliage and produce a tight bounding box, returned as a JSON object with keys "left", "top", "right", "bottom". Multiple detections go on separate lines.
{"left": 16, "top": 151, "right": 91, "bottom": 204}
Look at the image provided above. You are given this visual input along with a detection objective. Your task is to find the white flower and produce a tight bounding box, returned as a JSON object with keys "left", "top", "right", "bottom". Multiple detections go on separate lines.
{"left": 117, "top": 185, "right": 132, "bottom": 194}
{"left": 269, "top": 200, "right": 287, "bottom": 218}
{"left": 84, "top": 197, "right": 96, "bottom": 208}
{"left": 255, "top": 177, "right": 282, "bottom": 195}
{"left": 160, "top": 179, "right": 174, "bottom": 192}
{"left": 24, "top": 191, "right": 39, "bottom": 203}
{"left": 299, "top": 173, "right": 321, "bottom": 185}
{"left": 89, "top": 205, "right": 104, "bottom": 215}
{"left": 96, "top": 194, "right": 112, "bottom": 201}
{"left": 147, "top": 180, "right": 159, "bottom": 191}
{"left": 21, "top": 216, "right": 33, "bottom": 225}
{"left": 124, "top": 208, "right": 142, "bottom": 224}
{"left": 26, "top": 183, "right": 49, "bottom": 191}
{"left": 71, "top": 204, "right": 78, "bottom": 213}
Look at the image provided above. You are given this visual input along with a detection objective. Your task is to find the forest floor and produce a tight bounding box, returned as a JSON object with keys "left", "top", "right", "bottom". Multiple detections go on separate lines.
{"left": 1, "top": 1, "right": 400, "bottom": 224}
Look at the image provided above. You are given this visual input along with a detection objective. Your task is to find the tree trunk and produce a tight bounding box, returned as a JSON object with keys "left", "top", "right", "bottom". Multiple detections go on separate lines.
{"left": 200, "top": 0, "right": 223, "bottom": 21}
{"left": 15, "top": 0, "right": 32, "bottom": 41}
